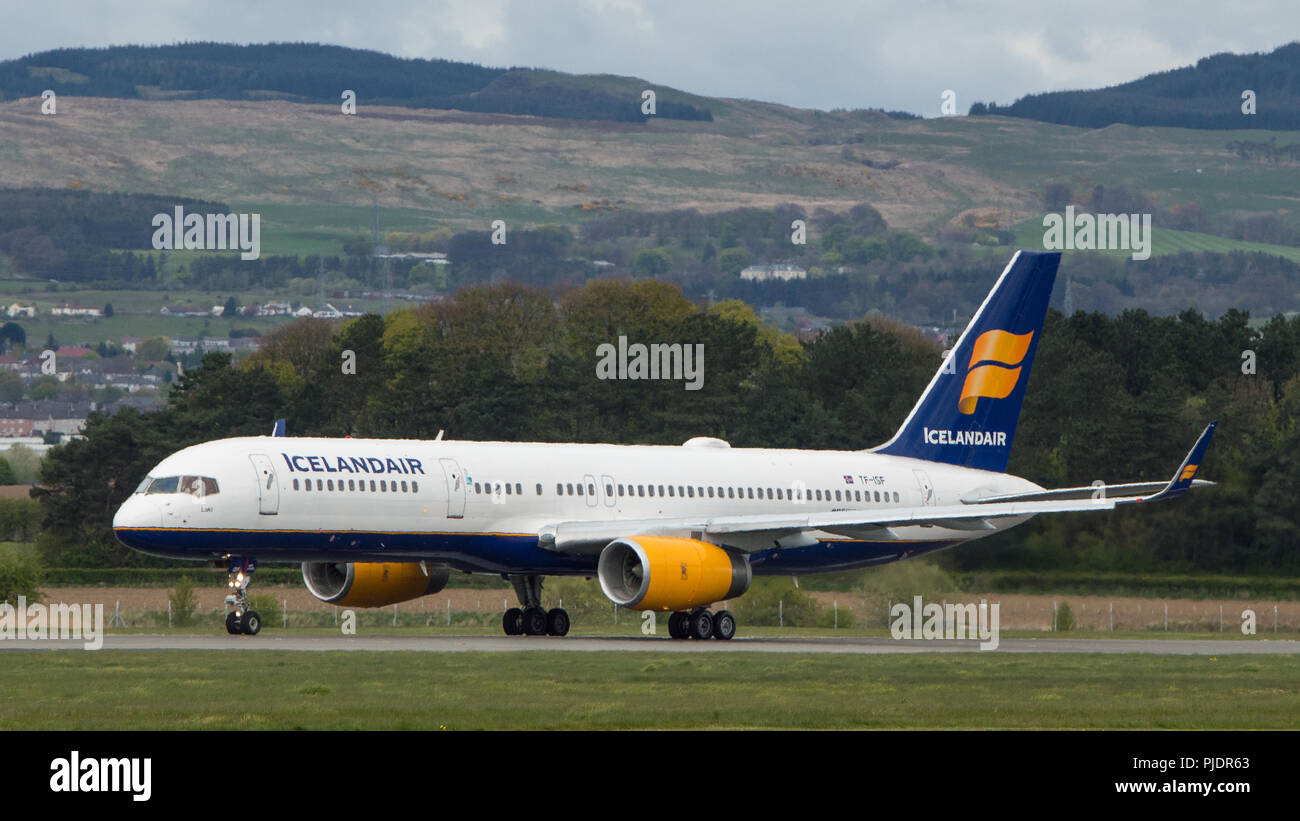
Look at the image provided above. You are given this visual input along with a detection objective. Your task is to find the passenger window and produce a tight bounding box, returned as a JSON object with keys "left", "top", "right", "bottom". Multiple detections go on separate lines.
{"left": 894, "top": 491, "right": 900, "bottom": 503}
{"left": 380, "top": 480, "right": 387, "bottom": 492}
{"left": 412, "top": 481, "right": 419, "bottom": 493}
{"left": 505, "top": 482, "right": 512, "bottom": 495}
{"left": 618, "top": 484, "right": 625, "bottom": 496}
{"left": 475, "top": 483, "right": 482, "bottom": 494}
{"left": 516, "top": 483, "right": 522, "bottom": 495}
{"left": 327, "top": 479, "right": 334, "bottom": 491}
{"left": 678, "top": 486, "right": 685, "bottom": 497}
{"left": 648, "top": 485, "right": 655, "bottom": 497}
{"left": 658, "top": 485, "right": 665, "bottom": 496}
{"left": 855, "top": 490, "right": 861, "bottom": 502}
{"left": 588, "top": 483, "right": 596, "bottom": 496}
{"left": 766, "top": 488, "right": 773, "bottom": 499}
{"left": 748, "top": 488, "right": 754, "bottom": 499}
{"left": 638, "top": 485, "right": 645, "bottom": 497}
{"left": 292, "top": 478, "right": 299, "bottom": 491}
{"left": 348, "top": 479, "right": 356, "bottom": 491}
{"left": 687, "top": 486, "right": 695, "bottom": 498}
{"left": 402, "top": 481, "right": 409, "bottom": 492}
{"left": 536, "top": 483, "right": 543, "bottom": 495}
{"left": 668, "top": 486, "right": 675, "bottom": 497}
{"left": 835, "top": 490, "right": 842, "bottom": 501}
{"left": 566, "top": 483, "right": 574, "bottom": 495}
{"left": 707, "top": 487, "right": 714, "bottom": 498}
{"left": 370, "top": 480, "right": 376, "bottom": 492}
{"left": 776, "top": 488, "right": 783, "bottom": 500}
{"left": 577, "top": 484, "right": 584, "bottom": 496}
{"left": 815, "top": 489, "right": 822, "bottom": 501}
{"left": 606, "top": 484, "right": 613, "bottom": 496}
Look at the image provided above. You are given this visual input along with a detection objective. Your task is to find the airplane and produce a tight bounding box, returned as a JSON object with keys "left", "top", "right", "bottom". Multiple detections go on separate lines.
{"left": 112, "top": 250, "right": 1216, "bottom": 639}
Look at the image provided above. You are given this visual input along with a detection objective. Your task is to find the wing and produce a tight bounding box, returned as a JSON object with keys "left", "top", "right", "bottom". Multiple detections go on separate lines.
{"left": 537, "top": 422, "right": 1218, "bottom": 554}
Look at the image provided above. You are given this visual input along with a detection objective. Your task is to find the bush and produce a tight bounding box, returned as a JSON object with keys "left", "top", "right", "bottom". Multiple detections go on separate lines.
{"left": 1055, "top": 601, "right": 1076, "bottom": 632}
{"left": 167, "top": 576, "right": 199, "bottom": 625}
{"left": 729, "top": 578, "right": 824, "bottom": 627}
{"left": 0, "top": 542, "right": 44, "bottom": 603}
{"left": 0, "top": 498, "right": 41, "bottom": 541}
{"left": 247, "top": 593, "right": 280, "bottom": 627}
{"left": 542, "top": 576, "right": 614, "bottom": 621}
{"left": 854, "top": 560, "right": 963, "bottom": 600}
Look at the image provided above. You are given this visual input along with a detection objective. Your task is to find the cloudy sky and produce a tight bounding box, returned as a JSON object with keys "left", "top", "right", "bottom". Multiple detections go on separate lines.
{"left": 2, "top": 0, "right": 1295, "bottom": 114}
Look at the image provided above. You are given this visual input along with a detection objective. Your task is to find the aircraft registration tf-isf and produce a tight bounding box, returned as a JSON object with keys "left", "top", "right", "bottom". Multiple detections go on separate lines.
{"left": 113, "top": 251, "right": 1216, "bottom": 639}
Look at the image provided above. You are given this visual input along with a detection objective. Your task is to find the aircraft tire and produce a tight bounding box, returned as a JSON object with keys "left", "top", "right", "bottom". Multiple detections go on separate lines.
{"left": 688, "top": 609, "right": 714, "bottom": 640}
{"left": 713, "top": 610, "right": 736, "bottom": 640}
{"left": 503, "top": 607, "right": 524, "bottom": 635}
{"left": 546, "top": 608, "right": 570, "bottom": 636}
{"left": 523, "top": 606, "right": 548, "bottom": 636}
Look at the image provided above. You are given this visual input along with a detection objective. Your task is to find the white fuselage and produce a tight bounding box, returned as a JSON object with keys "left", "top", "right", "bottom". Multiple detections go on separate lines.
{"left": 112, "top": 435, "right": 1042, "bottom": 575}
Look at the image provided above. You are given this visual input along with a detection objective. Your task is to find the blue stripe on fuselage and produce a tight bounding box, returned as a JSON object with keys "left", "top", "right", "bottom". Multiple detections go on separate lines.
{"left": 112, "top": 527, "right": 963, "bottom": 576}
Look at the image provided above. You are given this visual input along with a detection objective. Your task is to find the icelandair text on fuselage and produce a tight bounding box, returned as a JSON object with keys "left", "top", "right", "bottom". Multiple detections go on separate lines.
{"left": 281, "top": 454, "right": 425, "bottom": 475}
{"left": 923, "top": 427, "right": 1007, "bottom": 446}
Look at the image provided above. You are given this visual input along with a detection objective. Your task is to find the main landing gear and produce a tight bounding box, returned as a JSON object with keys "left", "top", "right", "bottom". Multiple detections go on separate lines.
{"left": 667, "top": 608, "right": 736, "bottom": 640}
{"left": 223, "top": 558, "right": 262, "bottom": 636}
{"left": 501, "top": 574, "right": 569, "bottom": 637}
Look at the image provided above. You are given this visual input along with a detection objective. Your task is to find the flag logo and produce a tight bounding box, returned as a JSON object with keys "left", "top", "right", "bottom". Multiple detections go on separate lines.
{"left": 958, "top": 329, "right": 1035, "bottom": 415}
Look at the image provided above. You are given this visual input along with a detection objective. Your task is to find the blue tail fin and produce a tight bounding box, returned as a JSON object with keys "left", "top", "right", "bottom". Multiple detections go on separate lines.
{"left": 872, "top": 250, "right": 1060, "bottom": 472}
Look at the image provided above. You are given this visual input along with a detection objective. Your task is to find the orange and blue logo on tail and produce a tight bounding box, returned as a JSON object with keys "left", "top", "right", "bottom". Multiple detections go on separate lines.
{"left": 959, "top": 329, "right": 1035, "bottom": 415}
{"left": 873, "top": 250, "right": 1061, "bottom": 473}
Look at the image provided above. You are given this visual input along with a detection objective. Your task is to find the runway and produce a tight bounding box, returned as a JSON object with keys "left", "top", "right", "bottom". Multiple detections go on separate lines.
{"left": 4, "top": 634, "right": 1300, "bottom": 654}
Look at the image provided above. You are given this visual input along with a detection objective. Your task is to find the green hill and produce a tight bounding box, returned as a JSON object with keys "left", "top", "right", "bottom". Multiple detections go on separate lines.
{"left": 971, "top": 41, "right": 1300, "bottom": 130}
{"left": 0, "top": 43, "right": 712, "bottom": 123}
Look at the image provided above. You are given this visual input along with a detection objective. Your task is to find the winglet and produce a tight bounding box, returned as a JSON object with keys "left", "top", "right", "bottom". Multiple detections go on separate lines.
{"left": 1136, "top": 421, "right": 1217, "bottom": 502}
{"left": 271, "top": 418, "right": 287, "bottom": 437}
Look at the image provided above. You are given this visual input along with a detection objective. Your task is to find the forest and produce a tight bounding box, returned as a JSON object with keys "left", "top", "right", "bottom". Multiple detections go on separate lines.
{"left": 0, "top": 43, "right": 712, "bottom": 123}
{"left": 970, "top": 41, "right": 1300, "bottom": 130}
{"left": 33, "top": 278, "right": 1299, "bottom": 576}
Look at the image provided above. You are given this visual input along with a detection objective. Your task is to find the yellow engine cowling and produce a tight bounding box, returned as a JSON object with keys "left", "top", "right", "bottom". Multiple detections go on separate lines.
{"left": 597, "top": 536, "right": 751, "bottom": 611}
{"left": 301, "top": 561, "right": 449, "bottom": 608}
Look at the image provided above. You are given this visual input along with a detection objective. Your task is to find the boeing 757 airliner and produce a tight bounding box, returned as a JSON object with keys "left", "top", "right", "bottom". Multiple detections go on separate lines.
{"left": 112, "top": 250, "right": 1216, "bottom": 639}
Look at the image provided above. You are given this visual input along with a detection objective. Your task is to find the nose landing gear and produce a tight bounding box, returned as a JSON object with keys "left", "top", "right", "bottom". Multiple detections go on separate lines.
{"left": 224, "top": 558, "right": 261, "bottom": 635}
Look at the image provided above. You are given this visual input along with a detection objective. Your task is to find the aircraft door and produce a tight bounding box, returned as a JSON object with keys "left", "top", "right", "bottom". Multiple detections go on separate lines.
{"left": 439, "top": 458, "right": 466, "bottom": 518}
{"left": 583, "top": 473, "right": 599, "bottom": 508}
{"left": 912, "top": 469, "right": 935, "bottom": 506}
{"left": 601, "top": 474, "right": 617, "bottom": 507}
{"left": 249, "top": 453, "right": 279, "bottom": 515}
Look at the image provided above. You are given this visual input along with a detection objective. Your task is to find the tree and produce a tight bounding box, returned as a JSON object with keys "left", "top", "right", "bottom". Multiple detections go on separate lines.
{"left": 0, "top": 457, "right": 16, "bottom": 484}
{"left": 103, "top": 302, "right": 114, "bottom": 317}
{"left": 716, "top": 247, "right": 750, "bottom": 279}
{"left": 137, "top": 337, "right": 170, "bottom": 361}
{"left": 0, "top": 322, "right": 25, "bottom": 348}
{"left": 632, "top": 247, "right": 672, "bottom": 278}
{"left": 223, "top": 296, "right": 240, "bottom": 317}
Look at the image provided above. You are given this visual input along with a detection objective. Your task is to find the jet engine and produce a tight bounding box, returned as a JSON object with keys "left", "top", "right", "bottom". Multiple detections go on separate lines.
{"left": 597, "top": 536, "right": 751, "bottom": 612}
{"left": 301, "top": 561, "right": 449, "bottom": 608}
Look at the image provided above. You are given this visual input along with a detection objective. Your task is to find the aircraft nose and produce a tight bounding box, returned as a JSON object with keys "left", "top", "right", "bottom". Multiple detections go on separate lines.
{"left": 113, "top": 496, "right": 162, "bottom": 530}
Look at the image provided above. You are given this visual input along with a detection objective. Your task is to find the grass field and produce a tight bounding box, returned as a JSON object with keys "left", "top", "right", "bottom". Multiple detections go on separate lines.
{"left": 1012, "top": 219, "right": 1300, "bottom": 263}
{"left": 1, "top": 650, "right": 1296, "bottom": 729}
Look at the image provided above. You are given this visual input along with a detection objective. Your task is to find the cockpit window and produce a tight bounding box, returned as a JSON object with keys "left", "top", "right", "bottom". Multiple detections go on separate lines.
{"left": 145, "top": 476, "right": 220, "bottom": 496}
{"left": 135, "top": 475, "right": 153, "bottom": 494}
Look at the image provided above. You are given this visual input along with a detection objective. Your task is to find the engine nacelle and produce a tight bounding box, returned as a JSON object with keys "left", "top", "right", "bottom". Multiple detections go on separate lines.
{"left": 301, "top": 561, "right": 449, "bottom": 608}
{"left": 597, "top": 536, "right": 751, "bottom": 612}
